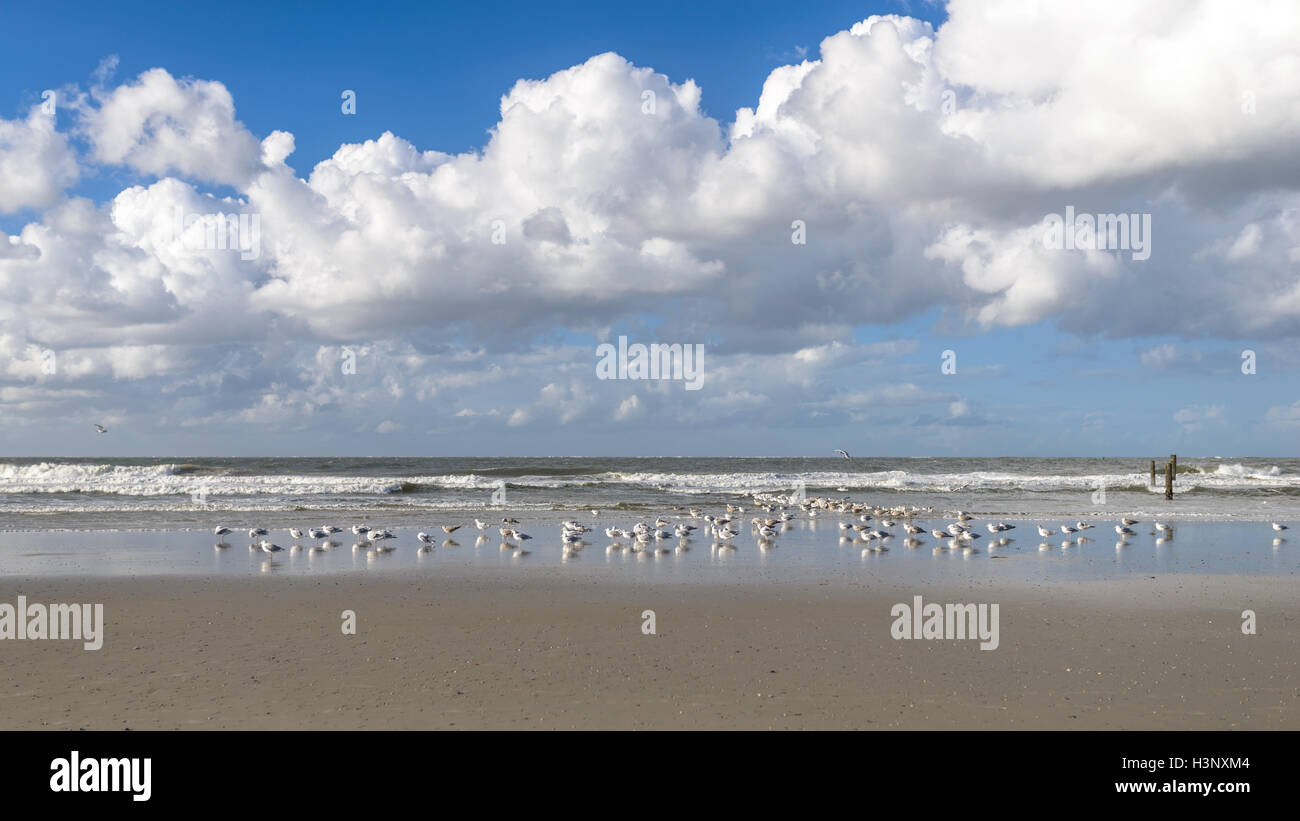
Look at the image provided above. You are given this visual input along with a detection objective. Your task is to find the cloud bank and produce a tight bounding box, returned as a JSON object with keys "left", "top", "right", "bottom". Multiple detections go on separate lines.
{"left": 2, "top": 0, "right": 1299, "bottom": 447}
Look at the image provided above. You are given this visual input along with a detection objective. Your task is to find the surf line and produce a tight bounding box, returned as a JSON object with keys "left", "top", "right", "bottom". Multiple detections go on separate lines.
{"left": 890, "top": 595, "right": 999, "bottom": 650}
{"left": 0, "top": 596, "right": 104, "bottom": 650}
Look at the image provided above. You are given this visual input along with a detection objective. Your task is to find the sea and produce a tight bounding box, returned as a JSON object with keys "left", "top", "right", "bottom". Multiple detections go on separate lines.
{"left": 2, "top": 456, "right": 1297, "bottom": 531}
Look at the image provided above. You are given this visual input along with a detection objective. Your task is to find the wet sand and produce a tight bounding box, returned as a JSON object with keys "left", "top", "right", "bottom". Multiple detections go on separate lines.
{"left": 1, "top": 570, "right": 1295, "bottom": 729}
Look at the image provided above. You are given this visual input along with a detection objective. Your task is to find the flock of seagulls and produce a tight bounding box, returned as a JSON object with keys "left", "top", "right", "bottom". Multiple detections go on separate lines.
{"left": 210, "top": 496, "right": 1294, "bottom": 561}
{"left": 213, "top": 519, "right": 529, "bottom": 557}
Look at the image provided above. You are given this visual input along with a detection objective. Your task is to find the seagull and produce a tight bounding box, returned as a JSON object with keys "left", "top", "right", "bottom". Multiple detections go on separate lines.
{"left": 1059, "top": 525, "right": 1077, "bottom": 535}
{"left": 1036, "top": 526, "right": 1054, "bottom": 539}
{"left": 591, "top": 509, "right": 599, "bottom": 517}
{"left": 1272, "top": 522, "right": 1289, "bottom": 532}
{"left": 351, "top": 524, "right": 370, "bottom": 536}
{"left": 1153, "top": 522, "right": 1172, "bottom": 532}
{"left": 417, "top": 532, "right": 434, "bottom": 546}
{"left": 308, "top": 527, "right": 328, "bottom": 540}
{"left": 474, "top": 519, "right": 489, "bottom": 531}
{"left": 289, "top": 528, "right": 304, "bottom": 540}
{"left": 259, "top": 540, "right": 284, "bottom": 554}
{"left": 1115, "top": 525, "right": 1136, "bottom": 536}
{"left": 322, "top": 525, "right": 342, "bottom": 534}
{"left": 441, "top": 525, "right": 461, "bottom": 534}
{"left": 834, "top": 449, "right": 851, "bottom": 460}
{"left": 1075, "top": 521, "right": 1094, "bottom": 530}
{"left": 94, "top": 424, "right": 108, "bottom": 434}
{"left": 213, "top": 526, "right": 231, "bottom": 537}
{"left": 1121, "top": 518, "right": 1140, "bottom": 526}
{"left": 248, "top": 528, "right": 268, "bottom": 539}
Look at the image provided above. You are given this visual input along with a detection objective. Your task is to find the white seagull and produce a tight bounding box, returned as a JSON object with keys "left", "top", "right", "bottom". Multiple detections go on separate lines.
{"left": 94, "top": 424, "right": 108, "bottom": 434}
{"left": 1272, "top": 522, "right": 1289, "bottom": 532}
{"left": 834, "top": 449, "right": 851, "bottom": 460}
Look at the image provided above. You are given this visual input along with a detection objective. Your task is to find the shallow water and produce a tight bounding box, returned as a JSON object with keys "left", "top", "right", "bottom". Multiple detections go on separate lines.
{"left": 1, "top": 517, "right": 1294, "bottom": 582}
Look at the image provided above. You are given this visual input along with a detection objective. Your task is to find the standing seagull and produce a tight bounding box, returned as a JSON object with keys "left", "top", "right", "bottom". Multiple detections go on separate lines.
{"left": 94, "top": 424, "right": 108, "bottom": 434}
{"left": 834, "top": 449, "right": 851, "bottom": 460}
{"left": 1272, "top": 522, "right": 1289, "bottom": 532}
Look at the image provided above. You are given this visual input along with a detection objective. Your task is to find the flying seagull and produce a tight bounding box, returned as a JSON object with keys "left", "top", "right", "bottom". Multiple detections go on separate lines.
{"left": 834, "top": 449, "right": 850, "bottom": 459}
{"left": 94, "top": 424, "right": 108, "bottom": 434}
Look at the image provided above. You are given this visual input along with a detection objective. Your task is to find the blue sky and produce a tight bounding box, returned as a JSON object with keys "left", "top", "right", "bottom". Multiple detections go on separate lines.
{"left": 1, "top": 0, "right": 1298, "bottom": 456}
{"left": 1, "top": 0, "right": 941, "bottom": 209}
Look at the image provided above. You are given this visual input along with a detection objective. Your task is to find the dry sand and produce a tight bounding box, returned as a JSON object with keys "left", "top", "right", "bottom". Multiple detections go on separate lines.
{"left": 1, "top": 570, "right": 1296, "bottom": 729}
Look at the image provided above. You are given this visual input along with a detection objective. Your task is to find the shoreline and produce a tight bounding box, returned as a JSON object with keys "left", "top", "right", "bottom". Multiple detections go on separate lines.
{"left": 0, "top": 519, "right": 1293, "bottom": 581}
{"left": 1, "top": 571, "right": 1295, "bottom": 730}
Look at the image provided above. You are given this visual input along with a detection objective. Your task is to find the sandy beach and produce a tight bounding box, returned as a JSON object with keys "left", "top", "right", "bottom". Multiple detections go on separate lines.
{"left": 2, "top": 570, "right": 1295, "bottom": 730}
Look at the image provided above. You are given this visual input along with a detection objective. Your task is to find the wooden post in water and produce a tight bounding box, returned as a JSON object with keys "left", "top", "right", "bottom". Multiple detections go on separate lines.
{"left": 1150, "top": 460, "right": 1156, "bottom": 486}
{"left": 1164, "top": 462, "right": 1173, "bottom": 500}
{"left": 1170, "top": 454, "right": 1177, "bottom": 482}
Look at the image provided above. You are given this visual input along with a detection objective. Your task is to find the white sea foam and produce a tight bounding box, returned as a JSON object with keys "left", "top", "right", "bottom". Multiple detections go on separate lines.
{"left": 0, "top": 462, "right": 1294, "bottom": 499}
{"left": 596, "top": 466, "right": 1296, "bottom": 495}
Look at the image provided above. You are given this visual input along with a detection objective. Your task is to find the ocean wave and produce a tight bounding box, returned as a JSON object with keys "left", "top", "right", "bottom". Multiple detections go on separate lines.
{"left": 0, "top": 461, "right": 1294, "bottom": 500}
{"left": 595, "top": 468, "right": 1298, "bottom": 495}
